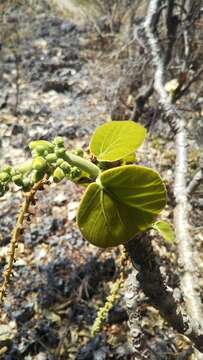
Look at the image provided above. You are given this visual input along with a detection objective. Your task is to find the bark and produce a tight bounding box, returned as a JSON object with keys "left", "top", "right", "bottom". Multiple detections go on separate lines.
{"left": 125, "top": 234, "right": 203, "bottom": 353}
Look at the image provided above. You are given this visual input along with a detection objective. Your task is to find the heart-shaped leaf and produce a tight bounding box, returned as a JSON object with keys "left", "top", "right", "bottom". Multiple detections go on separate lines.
{"left": 90, "top": 121, "right": 146, "bottom": 162}
{"left": 152, "top": 220, "right": 175, "bottom": 243}
{"left": 121, "top": 152, "right": 137, "bottom": 164}
{"left": 77, "top": 165, "right": 166, "bottom": 248}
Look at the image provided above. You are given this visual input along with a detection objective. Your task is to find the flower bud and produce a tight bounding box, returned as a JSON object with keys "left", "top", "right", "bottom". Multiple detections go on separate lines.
{"left": 29, "top": 140, "right": 54, "bottom": 153}
{"left": 32, "top": 157, "right": 47, "bottom": 171}
{"left": 12, "top": 174, "right": 23, "bottom": 186}
{"left": 56, "top": 158, "right": 64, "bottom": 166}
{"left": 0, "top": 172, "right": 10, "bottom": 183}
{"left": 69, "top": 167, "right": 81, "bottom": 179}
{"left": 15, "top": 160, "right": 33, "bottom": 175}
{"left": 55, "top": 148, "right": 66, "bottom": 158}
{"left": 46, "top": 153, "right": 57, "bottom": 164}
{"left": 53, "top": 167, "right": 65, "bottom": 183}
{"left": 10, "top": 169, "right": 16, "bottom": 176}
{"left": 60, "top": 161, "right": 71, "bottom": 173}
{"left": 35, "top": 145, "right": 46, "bottom": 156}
{"left": 1, "top": 165, "right": 12, "bottom": 174}
{"left": 53, "top": 137, "right": 64, "bottom": 147}
{"left": 22, "top": 178, "right": 32, "bottom": 191}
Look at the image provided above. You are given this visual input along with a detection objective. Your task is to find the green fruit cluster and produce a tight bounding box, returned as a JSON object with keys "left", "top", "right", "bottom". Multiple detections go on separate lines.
{"left": 0, "top": 138, "right": 85, "bottom": 197}
{"left": 0, "top": 165, "right": 12, "bottom": 197}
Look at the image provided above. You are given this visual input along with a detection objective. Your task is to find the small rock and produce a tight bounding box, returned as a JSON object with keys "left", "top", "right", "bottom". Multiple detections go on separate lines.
{"left": 43, "top": 80, "right": 70, "bottom": 93}
{"left": 108, "top": 306, "right": 128, "bottom": 324}
{"left": 12, "top": 124, "right": 24, "bottom": 135}
{"left": 34, "top": 353, "right": 48, "bottom": 360}
{"left": 94, "top": 347, "right": 109, "bottom": 360}
{"left": 68, "top": 201, "right": 79, "bottom": 221}
{"left": 76, "top": 335, "right": 102, "bottom": 360}
{"left": 60, "top": 21, "right": 75, "bottom": 33}
{"left": 33, "top": 39, "right": 48, "bottom": 51}
{"left": 52, "top": 193, "right": 67, "bottom": 206}
{"left": 0, "top": 322, "right": 16, "bottom": 347}
{"left": 12, "top": 304, "right": 34, "bottom": 324}
{"left": 14, "top": 258, "right": 27, "bottom": 267}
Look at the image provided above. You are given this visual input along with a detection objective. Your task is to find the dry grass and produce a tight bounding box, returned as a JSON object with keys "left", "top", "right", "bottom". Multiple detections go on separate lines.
{"left": 49, "top": 0, "right": 147, "bottom": 27}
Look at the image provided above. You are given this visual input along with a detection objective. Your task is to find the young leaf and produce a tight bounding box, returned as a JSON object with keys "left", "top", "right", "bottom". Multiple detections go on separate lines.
{"left": 77, "top": 165, "right": 166, "bottom": 248}
{"left": 90, "top": 121, "right": 146, "bottom": 162}
{"left": 152, "top": 220, "right": 175, "bottom": 243}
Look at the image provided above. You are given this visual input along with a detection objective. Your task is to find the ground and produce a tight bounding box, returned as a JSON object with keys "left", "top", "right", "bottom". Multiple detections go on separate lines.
{"left": 0, "top": 2, "right": 202, "bottom": 360}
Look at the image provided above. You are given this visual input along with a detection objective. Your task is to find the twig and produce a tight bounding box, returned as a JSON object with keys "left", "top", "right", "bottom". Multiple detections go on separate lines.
{"left": 0, "top": 177, "right": 48, "bottom": 302}
{"left": 12, "top": 48, "right": 20, "bottom": 116}
{"left": 175, "top": 66, "right": 203, "bottom": 101}
{"left": 132, "top": 80, "right": 154, "bottom": 121}
{"left": 186, "top": 169, "right": 203, "bottom": 196}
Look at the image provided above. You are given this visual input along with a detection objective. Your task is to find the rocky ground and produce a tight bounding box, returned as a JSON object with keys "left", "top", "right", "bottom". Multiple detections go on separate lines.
{"left": 0, "top": 2, "right": 202, "bottom": 360}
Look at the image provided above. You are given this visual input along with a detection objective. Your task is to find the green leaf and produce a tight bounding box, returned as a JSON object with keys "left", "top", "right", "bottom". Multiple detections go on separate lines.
{"left": 77, "top": 165, "right": 166, "bottom": 248}
{"left": 90, "top": 121, "right": 146, "bottom": 162}
{"left": 121, "top": 152, "right": 137, "bottom": 164}
{"left": 152, "top": 220, "right": 175, "bottom": 243}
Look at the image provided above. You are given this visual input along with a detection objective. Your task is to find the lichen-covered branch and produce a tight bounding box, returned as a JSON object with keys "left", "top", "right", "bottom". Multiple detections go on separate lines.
{"left": 142, "top": 0, "right": 203, "bottom": 351}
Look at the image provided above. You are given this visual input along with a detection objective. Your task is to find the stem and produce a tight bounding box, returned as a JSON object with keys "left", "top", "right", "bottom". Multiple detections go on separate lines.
{"left": 125, "top": 234, "right": 203, "bottom": 353}
{"left": 65, "top": 151, "right": 100, "bottom": 179}
{"left": 0, "top": 177, "right": 48, "bottom": 302}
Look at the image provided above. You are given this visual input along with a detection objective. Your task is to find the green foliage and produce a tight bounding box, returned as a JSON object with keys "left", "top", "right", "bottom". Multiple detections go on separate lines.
{"left": 0, "top": 121, "right": 167, "bottom": 250}
{"left": 77, "top": 166, "right": 166, "bottom": 247}
{"left": 0, "top": 138, "right": 92, "bottom": 196}
{"left": 0, "top": 120, "right": 169, "bottom": 303}
{"left": 153, "top": 220, "right": 175, "bottom": 243}
{"left": 90, "top": 121, "right": 146, "bottom": 161}
{"left": 121, "top": 152, "right": 137, "bottom": 164}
